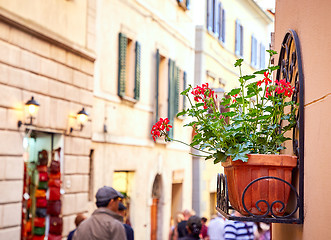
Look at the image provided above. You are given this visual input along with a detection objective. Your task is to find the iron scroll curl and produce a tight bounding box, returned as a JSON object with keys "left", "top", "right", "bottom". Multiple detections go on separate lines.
{"left": 241, "top": 176, "right": 299, "bottom": 218}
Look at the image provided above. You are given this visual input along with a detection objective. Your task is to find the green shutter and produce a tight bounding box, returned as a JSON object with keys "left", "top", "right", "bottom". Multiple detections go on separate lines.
{"left": 155, "top": 49, "right": 160, "bottom": 121}
{"left": 168, "top": 59, "right": 175, "bottom": 138}
{"left": 183, "top": 71, "right": 187, "bottom": 110}
{"left": 174, "top": 66, "right": 180, "bottom": 115}
{"left": 134, "top": 41, "right": 141, "bottom": 100}
{"left": 118, "top": 33, "right": 127, "bottom": 97}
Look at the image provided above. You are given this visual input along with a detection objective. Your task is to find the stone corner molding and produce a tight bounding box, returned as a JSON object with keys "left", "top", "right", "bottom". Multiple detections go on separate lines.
{"left": 0, "top": 7, "right": 96, "bottom": 62}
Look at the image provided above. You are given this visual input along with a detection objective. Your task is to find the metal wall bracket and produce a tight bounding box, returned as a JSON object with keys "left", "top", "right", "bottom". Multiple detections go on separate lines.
{"left": 216, "top": 29, "right": 304, "bottom": 224}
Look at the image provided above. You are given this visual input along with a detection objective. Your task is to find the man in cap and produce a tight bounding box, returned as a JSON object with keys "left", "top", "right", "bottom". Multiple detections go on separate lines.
{"left": 73, "top": 186, "right": 127, "bottom": 240}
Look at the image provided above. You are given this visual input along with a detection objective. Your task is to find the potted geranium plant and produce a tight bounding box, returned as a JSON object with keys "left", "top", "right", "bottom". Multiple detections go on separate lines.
{"left": 151, "top": 50, "right": 298, "bottom": 216}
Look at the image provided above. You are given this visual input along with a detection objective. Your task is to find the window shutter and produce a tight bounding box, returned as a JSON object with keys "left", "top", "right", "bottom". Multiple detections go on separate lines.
{"left": 213, "top": 0, "right": 218, "bottom": 33}
{"left": 215, "top": 1, "right": 220, "bottom": 37}
{"left": 251, "top": 36, "right": 254, "bottom": 66}
{"left": 167, "top": 59, "right": 175, "bottom": 138}
{"left": 183, "top": 71, "right": 187, "bottom": 110}
{"left": 118, "top": 33, "right": 127, "bottom": 97}
{"left": 217, "top": 2, "right": 221, "bottom": 39}
{"left": 134, "top": 41, "right": 141, "bottom": 100}
{"left": 207, "top": 0, "right": 213, "bottom": 31}
{"left": 235, "top": 20, "right": 239, "bottom": 55}
{"left": 174, "top": 66, "right": 180, "bottom": 114}
{"left": 221, "top": 9, "right": 225, "bottom": 42}
{"left": 240, "top": 24, "right": 243, "bottom": 56}
{"left": 186, "top": 0, "right": 190, "bottom": 10}
{"left": 155, "top": 49, "right": 160, "bottom": 121}
{"left": 260, "top": 43, "right": 265, "bottom": 68}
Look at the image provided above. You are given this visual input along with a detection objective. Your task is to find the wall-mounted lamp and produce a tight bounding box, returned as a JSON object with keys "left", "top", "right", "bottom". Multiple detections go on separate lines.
{"left": 70, "top": 108, "right": 89, "bottom": 133}
{"left": 18, "top": 96, "right": 40, "bottom": 128}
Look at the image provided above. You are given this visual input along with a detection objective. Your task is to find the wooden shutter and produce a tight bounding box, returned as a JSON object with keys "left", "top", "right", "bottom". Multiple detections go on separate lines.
{"left": 134, "top": 41, "right": 141, "bottom": 100}
{"left": 186, "top": 0, "right": 190, "bottom": 9}
{"left": 260, "top": 43, "right": 265, "bottom": 68}
{"left": 174, "top": 66, "right": 180, "bottom": 114}
{"left": 221, "top": 8, "right": 225, "bottom": 42}
{"left": 168, "top": 59, "right": 175, "bottom": 138}
{"left": 240, "top": 24, "right": 243, "bottom": 56}
{"left": 183, "top": 71, "right": 187, "bottom": 110}
{"left": 217, "top": 2, "right": 221, "bottom": 39}
{"left": 235, "top": 20, "right": 239, "bottom": 55}
{"left": 155, "top": 49, "right": 160, "bottom": 121}
{"left": 207, "top": 0, "right": 213, "bottom": 31}
{"left": 213, "top": 0, "right": 218, "bottom": 33}
{"left": 118, "top": 33, "right": 127, "bottom": 97}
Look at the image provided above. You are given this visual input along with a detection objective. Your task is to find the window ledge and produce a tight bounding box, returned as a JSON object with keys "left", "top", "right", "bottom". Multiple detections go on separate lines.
{"left": 121, "top": 96, "right": 138, "bottom": 106}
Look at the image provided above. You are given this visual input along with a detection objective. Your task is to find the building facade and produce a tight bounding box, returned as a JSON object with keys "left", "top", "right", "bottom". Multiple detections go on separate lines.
{"left": 273, "top": 0, "right": 331, "bottom": 238}
{"left": 92, "top": 0, "right": 195, "bottom": 239}
{"left": 0, "top": 0, "right": 96, "bottom": 239}
{"left": 191, "top": 0, "right": 273, "bottom": 219}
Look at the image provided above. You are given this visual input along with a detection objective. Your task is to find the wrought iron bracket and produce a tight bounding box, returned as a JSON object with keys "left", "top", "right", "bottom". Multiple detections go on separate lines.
{"left": 216, "top": 29, "right": 304, "bottom": 224}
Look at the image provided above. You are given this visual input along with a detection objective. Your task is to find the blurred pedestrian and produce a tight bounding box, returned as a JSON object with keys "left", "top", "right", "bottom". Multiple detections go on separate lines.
{"left": 177, "top": 209, "right": 193, "bottom": 238}
{"left": 169, "top": 212, "right": 184, "bottom": 240}
{"left": 73, "top": 186, "right": 126, "bottom": 240}
{"left": 255, "top": 222, "right": 270, "bottom": 240}
{"left": 208, "top": 213, "right": 225, "bottom": 240}
{"left": 179, "top": 215, "right": 202, "bottom": 240}
{"left": 200, "top": 217, "right": 209, "bottom": 240}
{"left": 118, "top": 202, "right": 134, "bottom": 240}
{"left": 224, "top": 211, "right": 255, "bottom": 240}
{"left": 67, "top": 213, "right": 86, "bottom": 240}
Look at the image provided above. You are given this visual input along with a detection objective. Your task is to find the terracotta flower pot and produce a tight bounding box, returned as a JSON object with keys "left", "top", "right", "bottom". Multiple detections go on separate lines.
{"left": 221, "top": 154, "right": 297, "bottom": 216}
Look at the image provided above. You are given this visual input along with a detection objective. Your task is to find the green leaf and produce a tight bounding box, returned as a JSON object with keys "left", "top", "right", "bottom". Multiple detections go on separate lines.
{"left": 253, "top": 69, "right": 268, "bottom": 74}
{"left": 242, "top": 75, "right": 256, "bottom": 80}
{"left": 268, "top": 66, "right": 280, "bottom": 71}
{"left": 266, "top": 49, "right": 278, "bottom": 56}
{"left": 234, "top": 59, "right": 243, "bottom": 67}
{"left": 180, "top": 87, "right": 190, "bottom": 95}
{"left": 228, "top": 88, "right": 241, "bottom": 96}
{"left": 176, "top": 110, "right": 187, "bottom": 117}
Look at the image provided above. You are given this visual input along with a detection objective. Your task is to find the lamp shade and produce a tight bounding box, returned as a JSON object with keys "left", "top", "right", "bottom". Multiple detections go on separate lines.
{"left": 77, "top": 108, "right": 88, "bottom": 124}
{"left": 25, "top": 96, "right": 40, "bottom": 116}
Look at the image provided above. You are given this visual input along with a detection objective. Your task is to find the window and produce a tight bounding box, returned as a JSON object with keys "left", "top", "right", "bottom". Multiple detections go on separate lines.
{"left": 235, "top": 20, "right": 243, "bottom": 56}
{"left": 259, "top": 43, "right": 266, "bottom": 69}
{"left": 155, "top": 50, "right": 182, "bottom": 138}
{"left": 155, "top": 50, "right": 168, "bottom": 122}
{"left": 177, "top": 0, "right": 190, "bottom": 10}
{"left": 251, "top": 35, "right": 258, "bottom": 68}
{"left": 118, "top": 32, "right": 141, "bottom": 100}
{"left": 219, "top": 4, "right": 226, "bottom": 43}
{"left": 207, "top": 0, "right": 225, "bottom": 42}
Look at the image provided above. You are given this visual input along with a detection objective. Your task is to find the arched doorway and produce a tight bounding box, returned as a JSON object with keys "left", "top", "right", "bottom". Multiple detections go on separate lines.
{"left": 151, "top": 174, "right": 162, "bottom": 240}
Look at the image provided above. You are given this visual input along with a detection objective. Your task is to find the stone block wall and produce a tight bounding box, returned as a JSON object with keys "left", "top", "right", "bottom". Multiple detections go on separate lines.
{"left": 0, "top": 6, "right": 95, "bottom": 238}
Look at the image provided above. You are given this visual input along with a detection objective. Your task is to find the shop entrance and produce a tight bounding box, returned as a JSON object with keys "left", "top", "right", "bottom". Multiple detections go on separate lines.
{"left": 21, "top": 130, "right": 63, "bottom": 240}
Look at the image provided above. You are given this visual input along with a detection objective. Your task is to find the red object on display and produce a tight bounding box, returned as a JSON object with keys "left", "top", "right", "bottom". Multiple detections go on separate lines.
{"left": 49, "top": 216, "right": 63, "bottom": 235}
{"left": 49, "top": 187, "right": 61, "bottom": 201}
{"left": 36, "top": 197, "right": 47, "bottom": 208}
{"left": 47, "top": 200, "right": 61, "bottom": 216}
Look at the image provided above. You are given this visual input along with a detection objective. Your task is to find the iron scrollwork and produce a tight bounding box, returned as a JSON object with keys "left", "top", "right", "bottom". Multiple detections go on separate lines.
{"left": 216, "top": 30, "right": 304, "bottom": 224}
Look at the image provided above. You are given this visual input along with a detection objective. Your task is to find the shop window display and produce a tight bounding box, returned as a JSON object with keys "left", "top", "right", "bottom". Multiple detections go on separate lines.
{"left": 21, "top": 131, "right": 63, "bottom": 240}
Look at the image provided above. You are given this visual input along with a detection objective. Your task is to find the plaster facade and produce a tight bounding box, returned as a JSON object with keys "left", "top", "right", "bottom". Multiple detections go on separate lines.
{"left": 192, "top": 0, "right": 273, "bottom": 219}
{"left": 273, "top": 0, "right": 331, "bottom": 239}
{"left": 92, "top": 0, "right": 195, "bottom": 239}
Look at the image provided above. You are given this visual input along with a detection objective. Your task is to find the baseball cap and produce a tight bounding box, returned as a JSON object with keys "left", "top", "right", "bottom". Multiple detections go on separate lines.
{"left": 187, "top": 215, "right": 202, "bottom": 234}
{"left": 96, "top": 186, "right": 124, "bottom": 203}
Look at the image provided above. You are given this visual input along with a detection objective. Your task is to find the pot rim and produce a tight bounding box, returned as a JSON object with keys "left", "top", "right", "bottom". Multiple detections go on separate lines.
{"left": 221, "top": 153, "right": 297, "bottom": 168}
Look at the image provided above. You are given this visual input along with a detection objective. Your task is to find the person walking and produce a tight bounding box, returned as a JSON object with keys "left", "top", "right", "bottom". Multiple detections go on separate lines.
{"left": 208, "top": 213, "right": 225, "bottom": 240}
{"left": 73, "top": 186, "right": 127, "bottom": 240}
{"left": 177, "top": 209, "right": 193, "bottom": 238}
{"left": 178, "top": 215, "right": 202, "bottom": 240}
{"left": 224, "top": 211, "right": 255, "bottom": 240}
